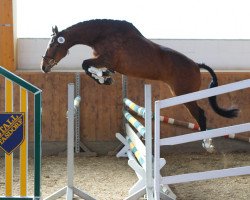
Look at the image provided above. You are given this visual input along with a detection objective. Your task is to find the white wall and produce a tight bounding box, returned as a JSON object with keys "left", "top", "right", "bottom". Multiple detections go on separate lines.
{"left": 17, "top": 38, "right": 93, "bottom": 71}
{"left": 17, "top": 39, "right": 250, "bottom": 71}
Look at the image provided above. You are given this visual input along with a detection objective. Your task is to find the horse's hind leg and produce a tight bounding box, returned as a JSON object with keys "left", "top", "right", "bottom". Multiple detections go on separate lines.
{"left": 185, "top": 101, "right": 215, "bottom": 152}
{"left": 184, "top": 102, "right": 206, "bottom": 130}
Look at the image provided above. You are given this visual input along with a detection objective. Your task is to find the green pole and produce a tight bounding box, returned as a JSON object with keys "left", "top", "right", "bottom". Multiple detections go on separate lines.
{"left": 34, "top": 92, "right": 42, "bottom": 199}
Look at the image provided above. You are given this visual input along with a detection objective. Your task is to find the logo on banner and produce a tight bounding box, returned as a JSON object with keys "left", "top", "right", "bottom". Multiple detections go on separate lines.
{"left": 0, "top": 113, "right": 25, "bottom": 155}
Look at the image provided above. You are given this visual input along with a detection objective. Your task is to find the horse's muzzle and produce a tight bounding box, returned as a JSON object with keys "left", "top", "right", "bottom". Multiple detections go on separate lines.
{"left": 41, "top": 56, "right": 56, "bottom": 73}
{"left": 41, "top": 65, "right": 51, "bottom": 73}
{"left": 41, "top": 55, "right": 59, "bottom": 73}
{"left": 41, "top": 60, "right": 53, "bottom": 73}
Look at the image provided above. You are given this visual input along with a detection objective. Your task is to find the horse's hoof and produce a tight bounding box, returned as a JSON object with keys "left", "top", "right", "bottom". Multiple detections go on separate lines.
{"left": 88, "top": 67, "right": 103, "bottom": 77}
{"left": 91, "top": 73, "right": 105, "bottom": 84}
{"left": 202, "top": 139, "right": 216, "bottom": 153}
{"left": 103, "top": 77, "right": 113, "bottom": 85}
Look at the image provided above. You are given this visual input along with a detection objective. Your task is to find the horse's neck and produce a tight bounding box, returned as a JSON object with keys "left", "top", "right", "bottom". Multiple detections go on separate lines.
{"left": 66, "top": 22, "right": 101, "bottom": 48}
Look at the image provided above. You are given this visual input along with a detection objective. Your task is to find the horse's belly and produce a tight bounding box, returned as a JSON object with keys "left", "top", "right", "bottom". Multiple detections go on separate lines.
{"left": 117, "top": 62, "right": 161, "bottom": 80}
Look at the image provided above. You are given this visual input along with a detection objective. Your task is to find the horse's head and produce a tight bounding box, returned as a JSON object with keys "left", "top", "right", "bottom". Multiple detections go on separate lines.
{"left": 41, "top": 26, "right": 69, "bottom": 73}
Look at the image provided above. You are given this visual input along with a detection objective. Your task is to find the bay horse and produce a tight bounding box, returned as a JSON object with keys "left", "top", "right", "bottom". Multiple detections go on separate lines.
{"left": 41, "top": 19, "right": 238, "bottom": 151}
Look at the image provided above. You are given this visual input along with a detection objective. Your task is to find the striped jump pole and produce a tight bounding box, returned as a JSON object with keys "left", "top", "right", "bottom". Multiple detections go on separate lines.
{"left": 123, "top": 110, "right": 146, "bottom": 137}
{"left": 124, "top": 98, "right": 200, "bottom": 131}
{"left": 0, "top": 66, "right": 42, "bottom": 200}
{"left": 160, "top": 116, "right": 200, "bottom": 131}
{"left": 227, "top": 133, "right": 250, "bottom": 143}
{"left": 124, "top": 98, "right": 215, "bottom": 152}
{"left": 123, "top": 98, "right": 145, "bottom": 118}
{"left": 126, "top": 137, "right": 146, "bottom": 170}
{"left": 116, "top": 85, "right": 176, "bottom": 200}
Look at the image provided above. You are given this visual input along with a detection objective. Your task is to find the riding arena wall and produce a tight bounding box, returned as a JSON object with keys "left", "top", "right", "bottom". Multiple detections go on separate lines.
{"left": 0, "top": 71, "right": 249, "bottom": 154}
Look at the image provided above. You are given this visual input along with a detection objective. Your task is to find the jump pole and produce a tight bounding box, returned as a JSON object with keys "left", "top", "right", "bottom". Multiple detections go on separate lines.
{"left": 44, "top": 83, "right": 96, "bottom": 200}
{"left": 123, "top": 98, "right": 200, "bottom": 131}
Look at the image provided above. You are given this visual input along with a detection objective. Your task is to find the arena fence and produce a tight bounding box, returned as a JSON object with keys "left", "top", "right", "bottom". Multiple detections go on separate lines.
{"left": 154, "top": 79, "right": 250, "bottom": 199}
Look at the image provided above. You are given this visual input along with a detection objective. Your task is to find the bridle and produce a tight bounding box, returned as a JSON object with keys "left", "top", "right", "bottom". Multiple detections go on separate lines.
{"left": 42, "top": 34, "right": 60, "bottom": 68}
{"left": 42, "top": 55, "right": 58, "bottom": 67}
{"left": 42, "top": 31, "right": 68, "bottom": 69}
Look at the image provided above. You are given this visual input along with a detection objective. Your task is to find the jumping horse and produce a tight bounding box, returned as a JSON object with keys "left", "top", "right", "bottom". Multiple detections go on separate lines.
{"left": 41, "top": 19, "right": 238, "bottom": 151}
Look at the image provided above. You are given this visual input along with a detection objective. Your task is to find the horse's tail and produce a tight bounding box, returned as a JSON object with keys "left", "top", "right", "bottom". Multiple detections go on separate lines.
{"left": 198, "top": 63, "right": 239, "bottom": 118}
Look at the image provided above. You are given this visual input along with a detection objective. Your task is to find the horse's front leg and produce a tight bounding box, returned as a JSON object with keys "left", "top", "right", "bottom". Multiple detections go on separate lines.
{"left": 88, "top": 67, "right": 114, "bottom": 77}
{"left": 82, "top": 59, "right": 114, "bottom": 85}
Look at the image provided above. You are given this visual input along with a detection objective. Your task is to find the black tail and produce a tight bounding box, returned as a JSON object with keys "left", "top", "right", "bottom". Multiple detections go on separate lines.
{"left": 198, "top": 63, "right": 238, "bottom": 118}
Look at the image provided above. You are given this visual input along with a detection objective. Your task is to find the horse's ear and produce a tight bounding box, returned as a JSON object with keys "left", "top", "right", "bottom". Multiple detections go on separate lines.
{"left": 52, "top": 26, "right": 59, "bottom": 35}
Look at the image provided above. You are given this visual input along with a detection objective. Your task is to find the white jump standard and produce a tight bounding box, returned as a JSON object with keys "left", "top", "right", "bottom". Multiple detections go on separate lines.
{"left": 116, "top": 85, "right": 176, "bottom": 200}
{"left": 44, "top": 83, "right": 96, "bottom": 200}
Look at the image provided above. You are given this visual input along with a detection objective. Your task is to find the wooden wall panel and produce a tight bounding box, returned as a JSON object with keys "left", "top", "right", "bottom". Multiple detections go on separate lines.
{"left": 0, "top": 0, "right": 15, "bottom": 71}
{"left": 80, "top": 74, "right": 124, "bottom": 141}
{"left": 81, "top": 75, "right": 98, "bottom": 141}
{"left": 0, "top": 71, "right": 249, "bottom": 144}
{"left": 0, "top": 0, "right": 13, "bottom": 24}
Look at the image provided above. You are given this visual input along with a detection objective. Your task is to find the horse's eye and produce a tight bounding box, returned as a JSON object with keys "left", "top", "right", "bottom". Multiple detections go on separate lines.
{"left": 57, "top": 37, "right": 65, "bottom": 44}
